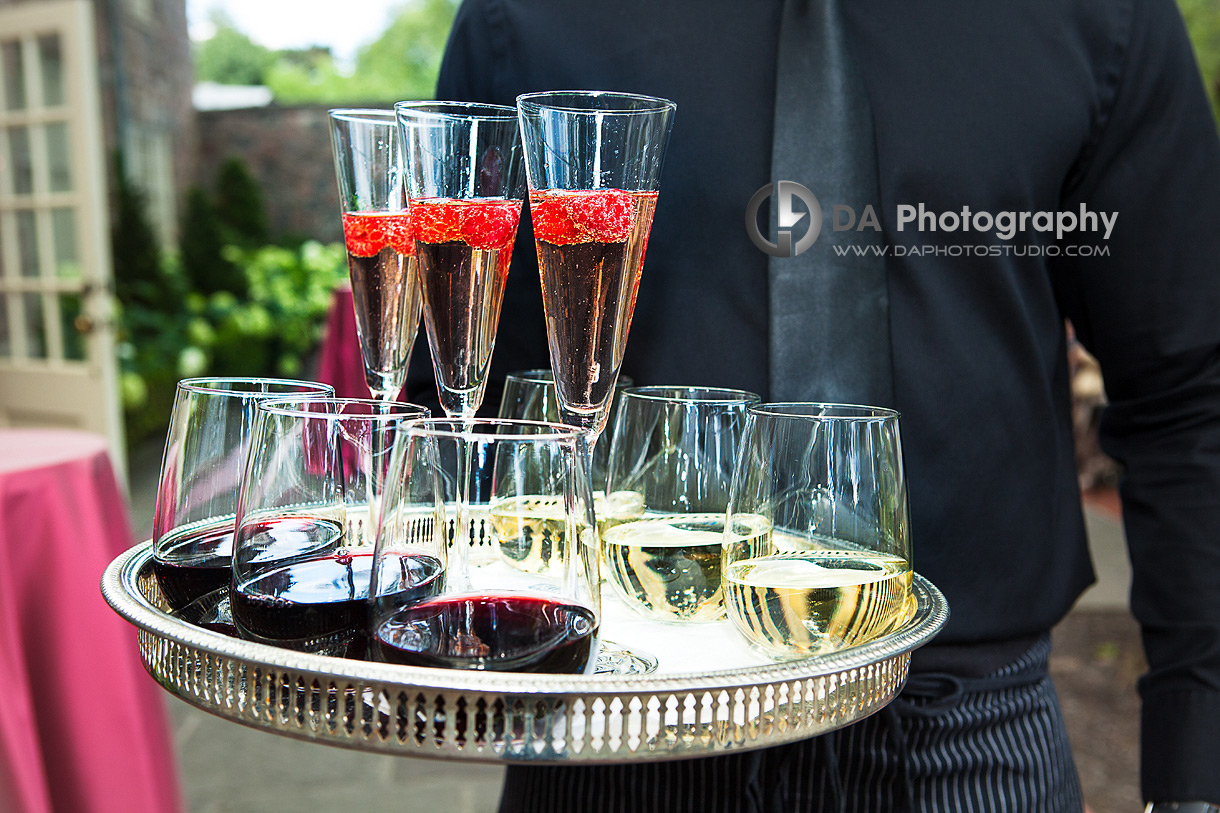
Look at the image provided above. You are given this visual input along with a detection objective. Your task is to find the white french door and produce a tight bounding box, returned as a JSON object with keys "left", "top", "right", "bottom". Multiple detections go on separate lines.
{"left": 0, "top": 0, "right": 124, "bottom": 475}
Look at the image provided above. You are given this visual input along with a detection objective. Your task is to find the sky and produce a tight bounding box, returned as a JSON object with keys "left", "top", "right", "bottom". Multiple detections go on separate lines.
{"left": 187, "top": 0, "right": 409, "bottom": 65}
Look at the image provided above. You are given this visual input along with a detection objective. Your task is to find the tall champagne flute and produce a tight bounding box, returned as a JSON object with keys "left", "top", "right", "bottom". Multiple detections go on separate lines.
{"left": 516, "top": 91, "right": 676, "bottom": 443}
{"left": 328, "top": 108, "right": 423, "bottom": 401}
{"left": 394, "top": 101, "right": 524, "bottom": 418}
{"left": 396, "top": 101, "right": 525, "bottom": 581}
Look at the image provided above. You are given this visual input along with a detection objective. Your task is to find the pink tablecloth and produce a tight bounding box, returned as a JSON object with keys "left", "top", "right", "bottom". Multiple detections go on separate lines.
{"left": 0, "top": 429, "right": 182, "bottom": 813}
{"left": 316, "top": 284, "right": 409, "bottom": 401}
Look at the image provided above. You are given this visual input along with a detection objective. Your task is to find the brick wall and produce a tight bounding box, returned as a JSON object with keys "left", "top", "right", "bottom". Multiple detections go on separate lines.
{"left": 196, "top": 104, "right": 345, "bottom": 244}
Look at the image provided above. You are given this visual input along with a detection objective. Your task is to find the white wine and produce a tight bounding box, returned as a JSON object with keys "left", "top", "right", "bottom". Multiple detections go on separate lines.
{"left": 603, "top": 513, "right": 770, "bottom": 622}
{"left": 725, "top": 550, "right": 912, "bottom": 657}
{"left": 489, "top": 491, "right": 645, "bottom": 574}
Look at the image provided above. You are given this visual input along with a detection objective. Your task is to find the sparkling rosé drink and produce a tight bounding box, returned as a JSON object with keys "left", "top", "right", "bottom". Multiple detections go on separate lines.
{"left": 395, "top": 100, "right": 524, "bottom": 419}
{"left": 341, "top": 211, "right": 422, "bottom": 399}
{"left": 530, "top": 188, "right": 658, "bottom": 421}
{"left": 410, "top": 198, "right": 521, "bottom": 415}
{"left": 328, "top": 108, "right": 419, "bottom": 400}
{"left": 517, "top": 90, "right": 675, "bottom": 438}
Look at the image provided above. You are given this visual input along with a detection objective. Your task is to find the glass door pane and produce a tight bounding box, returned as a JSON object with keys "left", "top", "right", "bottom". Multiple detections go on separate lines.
{"left": 1, "top": 41, "right": 25, "bottom": 111}
{"left": 37, "top": 34, "right": 63, "bottom": 107}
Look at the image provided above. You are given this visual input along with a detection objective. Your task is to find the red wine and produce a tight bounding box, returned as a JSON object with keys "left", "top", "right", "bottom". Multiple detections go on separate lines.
{"left": 231, "top": 550, "right": 443, "bottom": 655}
{"left": 152, "top": 521, "right": 234, "bottom": 610}
{"left": 412, "top": 198, "right": 520, "bottom": 415}
{"left": 374, "top": 593, "right": 598, "bottom": 673}
{"left": 531, "top": 189, "right": 657, "bottom": 420}
{"left": 197, "top": 620, "right": 239, "bottom": 637}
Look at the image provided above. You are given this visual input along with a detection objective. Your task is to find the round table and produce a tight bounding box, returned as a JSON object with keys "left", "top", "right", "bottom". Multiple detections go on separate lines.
{"left": 0, "top": 429, "right": 182, "bottom": 813}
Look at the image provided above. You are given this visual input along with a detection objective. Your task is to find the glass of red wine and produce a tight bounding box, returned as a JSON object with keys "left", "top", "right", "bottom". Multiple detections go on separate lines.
{"left": 328, "top": 108, "right": 423, "bottom": 401}
{"left": 515, "top": 91, "right": 676, "bottom": 443}
{"left": 229, "top": 397, "right": 436, "bottom": 658}
{"left": 151, "top": 377, "right": 335, "bottom": 612}
{"left": 370, "top": 418, "right": 601, "bottom": 674}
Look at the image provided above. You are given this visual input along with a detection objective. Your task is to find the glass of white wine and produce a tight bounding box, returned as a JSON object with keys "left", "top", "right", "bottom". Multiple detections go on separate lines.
{"left": 723, "top": 403, "right": 913, "bottom": 659}
{"left": 602, "top": 386, "right": 760, "bottom": 623}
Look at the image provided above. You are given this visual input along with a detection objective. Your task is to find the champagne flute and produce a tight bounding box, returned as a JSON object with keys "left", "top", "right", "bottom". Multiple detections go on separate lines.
{"left": 723, "top": 403, "right": 913, "bottom": 659}
{"left": 371, "top": 418, "right": 600, "bottom": 674}
{"left": 151, "top": 376, "right": 334, "bottom": 611}
{"left": 516, "top": 91, "right": 676, "bottom": 443}
{"left": 394, "top": 101, "right": 524, "bottom": 418}
{"left": 328, "top": 108, "right": 423, "bottom": 402}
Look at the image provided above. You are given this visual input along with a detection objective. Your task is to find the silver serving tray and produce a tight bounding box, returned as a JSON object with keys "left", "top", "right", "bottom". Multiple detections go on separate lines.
{"left": 101, "top": 541, "right": 948, "bottom": 763}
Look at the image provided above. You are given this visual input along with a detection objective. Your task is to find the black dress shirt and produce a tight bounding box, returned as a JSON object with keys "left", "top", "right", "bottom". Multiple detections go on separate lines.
{"left": 416, "top": 0, "right": 1220, "bottom": 800}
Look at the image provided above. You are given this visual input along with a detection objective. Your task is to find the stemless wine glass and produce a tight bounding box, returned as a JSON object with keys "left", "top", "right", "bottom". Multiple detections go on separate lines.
{"left": 229, "top": 397, "right": 435, "bottom": 657}
{"left": 394, "top": 101, "right": 525, "bottom": 419}
{"left": 497, "top": 368, "right": 634, "bottom": 491}
{"left": 723, "top": 403, "right": 913, "bottom": 659}
{"left": 602, "top": 386, "right": 760, "bottom": 622}
{"left": 328, "top": 108, "right": 423, "bottom": 401}
{"left": 516, "top": 90, "right": 676, "bottom": 441}
{"left": 151, "top": 377, "right": 335, "bottom": 611}
{"left": 370, "top": 419, "right": 601, "bottom": 674}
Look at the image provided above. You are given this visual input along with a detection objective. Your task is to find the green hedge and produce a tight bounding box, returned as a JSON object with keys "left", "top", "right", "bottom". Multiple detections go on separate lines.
{"left": 116, "top": 240, "right": 347, "bottom": 446}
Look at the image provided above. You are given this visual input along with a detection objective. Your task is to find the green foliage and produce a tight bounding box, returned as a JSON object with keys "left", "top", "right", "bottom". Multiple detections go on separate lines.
{"left": 1180, "top": 0, "right": 1220, "bottom": 131}
{"left": 192, "top": 0, "right": 459, "bottom": 104}
{"left": 193, "top": 11, "right": 275, "bottom": 85}
{"left": 112, "top": 154, "right": 173, "bottom": 310}
{"left": 204, "top": 241, "right": 348, "bottom": 379}
{"left": 338, "top": 0, "right": 460, "bottom": 102}
{"left": 116, "top": 240, "right": 347, "bottom": 445}
{"left": 215, "top": 157, "right": 269, "bottom": 247}
{"left": 179, "top": 185, "right": 247, "bottom": 297}
{"left": 114, "top": 166, "right": 347, "bottom": 447}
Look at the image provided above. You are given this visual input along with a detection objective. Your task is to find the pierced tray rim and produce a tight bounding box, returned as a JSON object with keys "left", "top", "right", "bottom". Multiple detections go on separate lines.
{"left": 102, "top": 540, "right": 949, "bottom": 697}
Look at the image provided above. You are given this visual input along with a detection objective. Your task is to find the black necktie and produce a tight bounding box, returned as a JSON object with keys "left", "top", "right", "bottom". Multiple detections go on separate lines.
{"left": 768, "top": 0, "right": 894, "bottom": 407}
